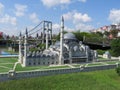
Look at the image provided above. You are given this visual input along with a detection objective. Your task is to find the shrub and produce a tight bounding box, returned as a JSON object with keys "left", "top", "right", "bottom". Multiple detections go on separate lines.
{"left": 97, "top": 49, "right": 105, "bottom": 55}
{"left": 116, "top": 66, "right": 120, "bottom": 76}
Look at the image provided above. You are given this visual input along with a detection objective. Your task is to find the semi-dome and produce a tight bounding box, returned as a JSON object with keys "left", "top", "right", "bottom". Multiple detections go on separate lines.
{"left": 64, "top": 33, "right": 76, "bottom": 40}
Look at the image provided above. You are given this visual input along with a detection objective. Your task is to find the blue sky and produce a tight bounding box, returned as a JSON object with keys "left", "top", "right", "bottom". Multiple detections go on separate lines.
{"left": 0, "top": 0, "right": 120, "bottom": 35}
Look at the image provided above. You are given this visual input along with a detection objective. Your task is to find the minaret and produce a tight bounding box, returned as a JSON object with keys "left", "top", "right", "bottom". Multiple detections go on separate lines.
{"left": 85, "top": 46, "right": 89, "bottom": 62}
{"left": 59, "top": 16, "right": 64, "bottom": 65}
{"left": 19, "top": 32, "right": 22, "bottom": 63}
{"left": 23, "top": 28, "right": 28, "bottom": 67}
{"left": 46, "top": 23, "right": 49, "bottom": 49}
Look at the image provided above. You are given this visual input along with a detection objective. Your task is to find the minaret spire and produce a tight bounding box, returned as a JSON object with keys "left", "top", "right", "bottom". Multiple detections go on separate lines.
{"left": 59, "top": 16, "right": 64, "bottom": 65}
{"left": 23, "top": 28, "right": 28, "bottom": 67}
{"left": 19, "top": 32, "right": 22, "bottom": 63}
{"left": 46, "top": 23, "right": 49, "bottom": 49}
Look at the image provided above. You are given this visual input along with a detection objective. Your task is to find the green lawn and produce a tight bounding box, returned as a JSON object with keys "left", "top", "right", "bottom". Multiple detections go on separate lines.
{"left": 0, "top": 58, "right": 17, "bottom": 73}
{"left": 98, "top": 57, "right": 110, "bottom": 60}
{"left": 106, "top": 61, "right": 118, "bottom": 64}
{"left": 87, "top": 63, "right": 103, "bottom": 66}
{"left": 0, "top": 58, "right": 17, "bottom": 63}
{"left": 72, "top": 64, "right": 82, "bottom": 67}
{"left": 0, "top": 69, "right": 120, "bottom": 90}
{"left": 15, "top": 64, "right": 69, "bottom": 72}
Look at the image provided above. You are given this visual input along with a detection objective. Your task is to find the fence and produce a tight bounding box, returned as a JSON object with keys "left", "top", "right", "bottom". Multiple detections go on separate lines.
{"left": 0, "top": 64, "right": 117, "bottom": 82}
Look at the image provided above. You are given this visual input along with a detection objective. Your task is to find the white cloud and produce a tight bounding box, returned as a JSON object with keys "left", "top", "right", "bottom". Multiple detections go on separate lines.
{"left": 41, "top": 0, "right": 87, "bottom": 8}
{"left": 63, "top": 11, "right": 93, "bottom": 31}
{"left": 52, "top": 23, "right": 60, "bottom": 34}
{"left": 64, "top": 27, "right": 74, "bottom": 32}
{"left": 63, "top": 11, "right": 92, "bottom": 23}
{"left": 0, "top": 14, "right": 17, "bottom": 25}
{"left": 63, "top": 11, "right": 73, "bottom": 20}
{"left": 109, "top": 9, "right": 120, "bottom": 24}
{"left": 73, "top": 13, "right": 91, "bottom": 23}
{"left": 29, "top": 13, "right": 40, "bottom": 23}
{"left": 52, "top": 23, "right": 74, "bottom": 33}
{"left": 78, "top": 0, "right": 86, "bottom": 3}
{"left": 0, "top": 27, "right": 18, "bottom": 36}
{"left": 41, "top": 0, "right": 71, "bottom": 8}
{"left": 0, "top": 2, "right": 4, "bottom": 14}
{"left": 14, "top": 4, "right": 27, "bottom": 17}
{"left": 75, "top": 23, "right": 94, "bottom": 31}
{"left": 53, "top": 23, "right": 60, "bottom": 29}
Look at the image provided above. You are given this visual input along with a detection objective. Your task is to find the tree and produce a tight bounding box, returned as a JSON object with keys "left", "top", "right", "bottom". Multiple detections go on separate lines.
{"left": 72, "top": 31, "right": 83, "bottom": 41}
{"left": 110, "top": 29, "right": 118, "bottom": 38}
{"left": 110, "top": 38, "right": 120, "bottom": 57}
{"left": 96, "top": 31, "right": 103, "bottom": 37}
{"left": 56, "top": 31, "right": 68, "bottom": 41}
{"left": 104, "top": 31, "right": 110, "bottom": 37}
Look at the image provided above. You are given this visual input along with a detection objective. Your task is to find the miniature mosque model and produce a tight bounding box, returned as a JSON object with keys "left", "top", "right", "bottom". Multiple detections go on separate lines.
{"left": 18, "top": 16, "right": 98, "bottom": 67}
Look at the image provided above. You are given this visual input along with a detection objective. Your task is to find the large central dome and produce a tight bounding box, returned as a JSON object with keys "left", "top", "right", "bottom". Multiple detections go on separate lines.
{"left": 64, "top": 33, "right": 76, "bottom": 40}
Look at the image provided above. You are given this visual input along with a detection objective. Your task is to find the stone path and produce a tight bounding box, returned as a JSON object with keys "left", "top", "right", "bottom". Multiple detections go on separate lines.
{"left": 67, "top": 64, "right": 75, "bottom": 68}
{"left": 13, "top": 62, "right": 19, "bottom": 71}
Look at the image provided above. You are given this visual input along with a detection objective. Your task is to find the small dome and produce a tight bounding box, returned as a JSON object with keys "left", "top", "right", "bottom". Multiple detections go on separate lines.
{"left": 64, "top": 33, "right": 76, "bottom": 40}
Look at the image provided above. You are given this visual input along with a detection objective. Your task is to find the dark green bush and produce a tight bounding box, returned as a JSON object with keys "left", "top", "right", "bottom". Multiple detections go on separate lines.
{"left": 116, "top": 66, "right": 120, "bottom": 76}
{"left": 97, "top": 49, "right": 105, "bottom": 55}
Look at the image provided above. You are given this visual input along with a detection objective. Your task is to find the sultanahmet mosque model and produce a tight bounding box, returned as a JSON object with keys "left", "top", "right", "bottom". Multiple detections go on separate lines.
{"left": 18, "top": 16, "right": 98, "bottom": 67}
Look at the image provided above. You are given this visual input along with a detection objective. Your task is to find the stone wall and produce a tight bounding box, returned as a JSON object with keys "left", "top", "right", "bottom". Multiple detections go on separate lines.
{"left": 0, "top": 64, "right": 117, "bottom": 82}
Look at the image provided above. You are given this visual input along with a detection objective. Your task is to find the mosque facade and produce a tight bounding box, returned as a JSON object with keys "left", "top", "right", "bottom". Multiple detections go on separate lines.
{"left": 19, "top": 17, "right": 97, "bottom": 67}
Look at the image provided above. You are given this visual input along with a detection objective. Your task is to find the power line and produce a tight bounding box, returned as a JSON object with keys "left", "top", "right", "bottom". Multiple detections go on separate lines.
{"left": 29, "top": 27, "right": 42, "bottom": 36}
{"left": 22, "top": 21, "right": 43, "bottom": 36}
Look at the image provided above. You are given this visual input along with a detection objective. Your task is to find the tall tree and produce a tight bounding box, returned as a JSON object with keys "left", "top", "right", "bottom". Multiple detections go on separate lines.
{"left": 110, "top": 38, "right": 120, "bottom": 57}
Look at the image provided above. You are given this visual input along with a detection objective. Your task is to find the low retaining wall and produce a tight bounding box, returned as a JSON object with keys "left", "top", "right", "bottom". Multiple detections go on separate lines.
{"left": 0, "top": 64, "right": 117, "bottom": 82}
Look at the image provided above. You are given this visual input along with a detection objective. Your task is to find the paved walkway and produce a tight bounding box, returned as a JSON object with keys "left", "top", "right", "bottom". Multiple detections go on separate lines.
{"left": 67, "top": 64, "right": 75, "bottom": 68}
{"left": 13, "top": 62, "right": 19, "bottom": 71}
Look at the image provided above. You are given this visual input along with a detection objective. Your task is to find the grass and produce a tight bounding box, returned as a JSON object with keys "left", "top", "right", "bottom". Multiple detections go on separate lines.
{"left": 0, "top": 57, "right": 17, "bottom": 73}
{"left": 106, "top": 61, "right": 118, "bottom": 64}
{"left": 0, "top": 58, "right": 17, "bottom": 63}
{"left": 72, "top": 64, "right": 82, "bottom": 67}
{"left": 15, "top": 64, "right": 69, "bottom": 72}
{"left": 0, "top": 69, "right": 120, "bottom": 90}
{"left": 87, "top": 63, "right": 103, "bottom": 66}
{"left": 98, "top": 57, "right": 109, "bottom": 60}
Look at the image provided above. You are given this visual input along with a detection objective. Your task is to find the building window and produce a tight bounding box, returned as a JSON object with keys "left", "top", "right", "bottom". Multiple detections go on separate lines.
{"left": 34, "top": 62, "right": 36, "bottom": 65}
{"left": 48, "top": 62, "right": 49, "bottom": 65}
{"left": 38, "top": 62, "right": 40, "bottom": 65}
{"left": 56, "top": 61, "right": 58, "bottom": 64}
{"left": 43, "top": 62, "right": 45, "bottom": 65}
{"left": 52, "top": 62, "right": 54, "bottom": 64}
{"left": 29, "top": 63, "right": 31, "bottom": 65}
